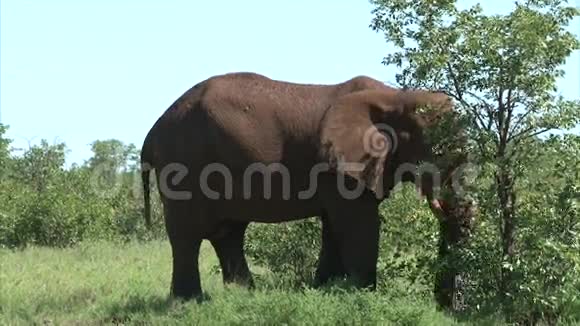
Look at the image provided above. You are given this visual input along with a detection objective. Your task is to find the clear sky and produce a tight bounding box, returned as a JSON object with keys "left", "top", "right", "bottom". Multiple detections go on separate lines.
{"left": 1, "top": 0, "right": 578, "bottom": 165}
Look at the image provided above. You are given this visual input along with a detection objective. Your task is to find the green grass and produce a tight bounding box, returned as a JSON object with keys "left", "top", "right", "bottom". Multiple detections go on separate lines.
{"left": 1, "top": 240, "right": 488, "bottom": 325}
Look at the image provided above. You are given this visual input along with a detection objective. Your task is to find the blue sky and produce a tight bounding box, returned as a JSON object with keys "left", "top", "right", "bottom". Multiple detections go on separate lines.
{"left": 1, "top": 0, "right": 578, "bottom": 165}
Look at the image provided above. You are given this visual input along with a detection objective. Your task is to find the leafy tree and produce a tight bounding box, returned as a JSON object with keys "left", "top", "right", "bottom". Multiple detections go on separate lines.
{"left": 12, "top": 140, "right": 67, "bottom": 193}
{"left": 0, "top": 124, "right": 11, "bottom": 180}
{"left": 87, "top": 139, "right": 138, "bottom": 172}
{"left": 85, "top": 139, "right": 139, "bottom": 199}
{"left": 508, "top": 135, "right": 580, "bottom": 322}
{"left": 0, "top": 134, "right": 165, "bottom": 248}
{"left": 371, "top": 0, "right": 580, "bottom": 315}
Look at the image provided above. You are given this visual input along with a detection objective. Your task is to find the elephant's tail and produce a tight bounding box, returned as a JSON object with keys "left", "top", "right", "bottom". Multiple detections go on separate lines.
{"left": 141, "top": 133, "right": 154, "bottom": 229}
{"left": 141, "top": 166, "right": 152, "bottom": 228}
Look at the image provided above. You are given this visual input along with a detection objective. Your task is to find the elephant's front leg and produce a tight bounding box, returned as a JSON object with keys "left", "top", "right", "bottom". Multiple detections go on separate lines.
{"left": 314, "top": 214, "right": 346, "bottom": 286}
{"left": 324, "top": 195, "right": 380, "bottom": 289}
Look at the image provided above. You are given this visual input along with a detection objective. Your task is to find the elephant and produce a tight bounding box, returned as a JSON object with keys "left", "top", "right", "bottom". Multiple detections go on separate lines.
{"left": 140, "top": 72, "right": 475, "bottom": 300}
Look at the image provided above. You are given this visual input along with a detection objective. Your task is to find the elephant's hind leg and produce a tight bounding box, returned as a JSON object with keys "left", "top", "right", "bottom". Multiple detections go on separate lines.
{"left": 169, "top": 237, "right": 202, "bottom": 300}
{"left": 164, "top": 202, "right": 204, "bottom": 300}
{"left": 210, "top": 222, "right": 254, "bottom": 288}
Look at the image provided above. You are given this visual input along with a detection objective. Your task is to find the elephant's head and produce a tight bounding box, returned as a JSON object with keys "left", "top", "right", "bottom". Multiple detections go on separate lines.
{"left": 320, "top": 88, "right": 475, "bottom": 240}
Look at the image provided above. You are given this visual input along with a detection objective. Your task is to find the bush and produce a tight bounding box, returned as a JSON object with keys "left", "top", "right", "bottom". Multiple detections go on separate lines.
{"left": 377, "top": 184, "right": 440, "bottom": 297}
{"left": 246, "top": 218, "right": 321, "bottom": 287}
{"left": 0, "top": 139, "right": 165, "bottom": 248}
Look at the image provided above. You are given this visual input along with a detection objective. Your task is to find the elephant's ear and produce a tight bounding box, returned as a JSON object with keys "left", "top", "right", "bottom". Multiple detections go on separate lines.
{"left": 320, "top": 92, "right": 400, "bottom": 196}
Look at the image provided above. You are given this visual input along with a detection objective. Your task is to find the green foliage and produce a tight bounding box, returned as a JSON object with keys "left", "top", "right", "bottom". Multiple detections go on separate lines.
{"left": 11, "top": 139, "right": 66, "bottom": 193}
{"left": 246, "top": 219, "right": 321, "bottom": 287}
{"left": 0, "top": 124, "right": 11, "bottom": 180}
{"left": 371, "top": 0, "right": 580, "bottom": 322}
{"left": 0, "top": 129, "right": 164, "bottom": 248}
{"left": 506, "top": 135, "right": 580, "bottom": 322}
{"left": 370, "top": 0, "right": 580, "bottom": 165}
{"left": 377, "top": 184, "right": 440, "bottom": 297}
{"left": 87, "top": 139, "right": 139, "bottom": 187}
{"left": 370, "top": 0, "right": 580, "bottom": 161}
{"left": 434, "top": 135, "right": 580, "bottom": 322}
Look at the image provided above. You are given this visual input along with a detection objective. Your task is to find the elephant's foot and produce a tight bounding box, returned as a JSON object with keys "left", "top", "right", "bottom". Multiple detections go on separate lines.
{"left": 347, "top": 271, "right": 377, "bottom": 290}
{"left": 223, "top": 270, "right": 254, "bottom": 288}
{"left": 218, "top": 252, "right": 254, "bottom": 288}
{"left": 313, "top": 270, "right": 347, "bottom": 287}
{"left": 314, "top": 253, "right": 346, "bottom": 287}
{"left": 170, "top": 280, "right": 203, "bottom": 301}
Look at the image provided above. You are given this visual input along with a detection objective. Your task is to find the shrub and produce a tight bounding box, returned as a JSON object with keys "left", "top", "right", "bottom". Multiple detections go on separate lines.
{"left": 0, "top": 140, "right": 165, "bottom": 248}
{"left": 245, "top": 218, "right": 321, "bottom": 287}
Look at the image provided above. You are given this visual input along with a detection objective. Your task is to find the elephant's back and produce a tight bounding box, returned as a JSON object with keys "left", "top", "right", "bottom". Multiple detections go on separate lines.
{"left": 144, "top": 72, "right": 395, "bottom": 170}
{"left": 197, "top": 73, "right": 337, "bottom": 167}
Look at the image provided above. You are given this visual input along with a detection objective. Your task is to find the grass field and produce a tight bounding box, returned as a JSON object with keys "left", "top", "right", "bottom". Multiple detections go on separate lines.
{"left": 0, "top": 240, "right": 502, "bottom": 325}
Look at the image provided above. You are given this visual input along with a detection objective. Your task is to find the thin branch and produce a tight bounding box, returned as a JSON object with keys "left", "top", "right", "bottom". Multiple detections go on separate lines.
{"left": 462, "top": 90, "right": 497, "bottom": 133}
{"left": 485, "top": 109, "right": 495, "bottom": 133}
{"left": 505, "top": 87, "right": 514, "bottom": 111}
{"left": 470, "top": 107, "right": 490, "bottom": 131}
{"left": 443, "top": 62, "right": 485, "bottom": 128}
{"left": 476, "top": 139, "right": 488, "bottom": 157}
{"left": 464, "top": 90, "right": 491, "bottom": 105}
{"left": 510, "top": 126, "right": 554, "bottom": 143}
{"left": 445, "top": 62, "right": 464, "bottom": 100}
{"left": 508, "top": 107, "right": 535, "bottom": 138}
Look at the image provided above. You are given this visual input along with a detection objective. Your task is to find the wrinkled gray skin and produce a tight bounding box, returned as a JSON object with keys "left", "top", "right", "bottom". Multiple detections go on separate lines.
{"left": 141, "top": 72, "right": 470, "bottom": 300}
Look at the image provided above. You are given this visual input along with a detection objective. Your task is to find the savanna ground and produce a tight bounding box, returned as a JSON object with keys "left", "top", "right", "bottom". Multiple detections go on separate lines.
{"left": 2, "top": 239, "right": 495, "bottom": 325}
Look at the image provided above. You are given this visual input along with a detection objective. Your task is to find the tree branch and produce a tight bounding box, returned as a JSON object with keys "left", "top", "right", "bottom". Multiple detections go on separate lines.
{"left": 504, "top": 88, "right": 514, "bottom": 142}
{"left": 462, "top": 91, "right": 498, "bottom": 134}
{"left": 511, "top": 126, "right": 554, "bottom": 143}
{"left": 497, "top": 89, "right": 506, "bottom": 144}
{"left": 508, "top": 107, "right": 535, "bottom": 139}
